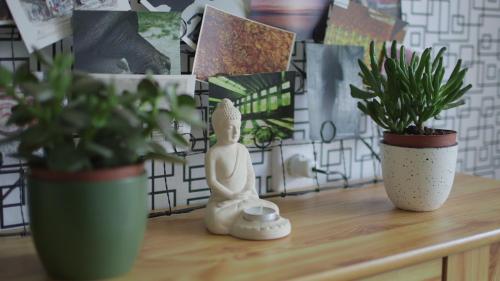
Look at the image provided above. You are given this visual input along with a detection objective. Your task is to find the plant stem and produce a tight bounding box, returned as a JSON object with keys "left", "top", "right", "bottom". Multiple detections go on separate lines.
{"left": 417, "top": 122, "right": 425, "bottom": 134}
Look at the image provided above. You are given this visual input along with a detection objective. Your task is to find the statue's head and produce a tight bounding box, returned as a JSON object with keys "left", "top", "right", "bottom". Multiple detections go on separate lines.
{"left": 212, "top": 99, "right": 241, "bottom": 145}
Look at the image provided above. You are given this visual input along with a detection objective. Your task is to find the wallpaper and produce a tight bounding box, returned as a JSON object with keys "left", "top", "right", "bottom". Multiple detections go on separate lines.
{"left": 0, "top": 0, "right": 499, "bottom": 231}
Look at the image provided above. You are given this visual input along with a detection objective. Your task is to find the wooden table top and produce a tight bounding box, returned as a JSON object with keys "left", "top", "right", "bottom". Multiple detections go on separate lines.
{"left": 1, "top": 174, "right": 500, "bottom": 281}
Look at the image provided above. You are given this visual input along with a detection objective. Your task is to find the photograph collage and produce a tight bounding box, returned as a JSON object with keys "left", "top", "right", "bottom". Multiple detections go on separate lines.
{"left": 1, "top": 0, "right": 407, "bottom": 147}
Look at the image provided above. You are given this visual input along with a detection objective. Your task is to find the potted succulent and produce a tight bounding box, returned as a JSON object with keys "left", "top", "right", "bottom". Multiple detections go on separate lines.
{"left": 350, "top": 41, "right": 471, "bottom": 211}
{"left": 0, "top": 54, "right": 200, "bottom": 280}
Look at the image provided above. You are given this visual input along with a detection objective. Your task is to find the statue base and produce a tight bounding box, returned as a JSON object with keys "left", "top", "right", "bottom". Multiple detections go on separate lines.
{"left": 229, "top": 214, "right": 291, "bottom": 240}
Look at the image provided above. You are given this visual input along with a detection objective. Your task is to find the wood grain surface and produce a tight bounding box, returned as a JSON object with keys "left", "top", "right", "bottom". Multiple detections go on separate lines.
{"left": 1, "top": 174, "right": 500, "bottom": 281}
{"left": 447, "top": 246, "right": 490, "bottom": 281}
{"left": 490, "top": 242, "right": 500, "bottom": 281}
{"left": 358, "top": 259, "right": 442, "bottom": 281}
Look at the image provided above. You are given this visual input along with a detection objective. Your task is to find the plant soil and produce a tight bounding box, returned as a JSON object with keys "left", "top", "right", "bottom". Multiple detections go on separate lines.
{"left": 403, "top": 126, "right": 453, "bottom": 136}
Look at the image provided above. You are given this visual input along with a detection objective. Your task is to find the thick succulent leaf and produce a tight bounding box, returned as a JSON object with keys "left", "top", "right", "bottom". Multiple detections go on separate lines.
{"left": 390, "top": 41, "right": 397, "bottom": 59}
{"left": 350, "top": 85, "right": 373, "bottom": 99}
{"left": 432, "top": 47, "right": 446, "bottom": 72}
{"left": 443, "top": 99, "right": 466, "bottom": 109}
{"left": 351, "top": 40, "right": 472, "bottom": 135}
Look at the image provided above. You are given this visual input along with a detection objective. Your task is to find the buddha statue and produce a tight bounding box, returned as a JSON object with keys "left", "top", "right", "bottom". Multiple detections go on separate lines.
{"left": 204, "top": 99, "right": 290, "bottom": 240}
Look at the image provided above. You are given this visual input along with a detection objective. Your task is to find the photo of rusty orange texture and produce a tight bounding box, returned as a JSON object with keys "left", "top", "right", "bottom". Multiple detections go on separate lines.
{"left": 192, "top": 5, "right": 296, "bottom": 81}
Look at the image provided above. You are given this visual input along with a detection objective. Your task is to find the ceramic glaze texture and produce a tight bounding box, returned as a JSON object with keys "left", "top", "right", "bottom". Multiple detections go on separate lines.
{"left": 381, "top": 143, "right": 458, "bottom": 211}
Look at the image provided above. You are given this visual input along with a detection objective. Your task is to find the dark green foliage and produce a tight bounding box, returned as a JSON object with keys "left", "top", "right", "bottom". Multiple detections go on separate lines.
{"left": 0, "top": 53, "right": 202, "bottom": 172}
{"left": 350, "top": 41, "right": 472, "bottom": 134}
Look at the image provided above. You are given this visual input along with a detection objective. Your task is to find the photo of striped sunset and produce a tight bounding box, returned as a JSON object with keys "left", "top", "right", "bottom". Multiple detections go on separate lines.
{"left": 249, "top": 0, "right": 330, "bottom": 40}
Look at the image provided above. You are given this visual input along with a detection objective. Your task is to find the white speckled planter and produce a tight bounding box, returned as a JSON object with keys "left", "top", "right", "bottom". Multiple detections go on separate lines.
{"left": 381, "top": 143, "right": 458, "bottom": 211}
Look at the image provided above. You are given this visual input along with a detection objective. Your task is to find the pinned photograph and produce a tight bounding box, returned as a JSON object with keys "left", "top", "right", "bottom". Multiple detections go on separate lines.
{"left": 355, "top": 0, "right": 403, "bottom": 19}
{"left": 249, "top": 0, "right": 330, "bottom": 41}
{"left": 0, "top": 96, "right": 18, "bottom": 154}
{"left": 76, "top": 0, "right": 131, "bottom": 10}
{"left": 208, "top": 71, "right": 295, "bottom": 146}
{"left": 306, "top": 43, "right": 364, "bottom": 141}
{"left": 0, "top": 0, "right": 13, "bottom": 25}
{"left": 73, "top": 10, "right": 181, "bottom": 75}
{"left": 193, "top": 6, "right": 295, "bottom": 81}
{"left": 140, "top": 0, "right": 192, "bottom": 12}
{"left": 141, "top": 0, "right": 247, "bottom": 50}
{"left": 91, "top": 73, "right": 197, "bottom": 152}
{"left": 354, "top": 0, "right": 407, "bottom": 40}
{"left": 6, "top": 0, "right": 73, "bottom": 52}
{"left": 6, "top": 0, "right": 130, "bottom": 53}
{"left": 324, "top": 1, "right": 405, "bottom": 63}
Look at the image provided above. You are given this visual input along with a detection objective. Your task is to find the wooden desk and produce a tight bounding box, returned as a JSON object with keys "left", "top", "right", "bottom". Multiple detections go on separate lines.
{"left": 1, "top": 174, "right": 500, "bottom": 281}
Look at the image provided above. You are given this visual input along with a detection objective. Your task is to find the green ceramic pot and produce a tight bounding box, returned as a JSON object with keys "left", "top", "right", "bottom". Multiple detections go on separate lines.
{"left": 28, "top": 164, "right": 148, "bottom": 280}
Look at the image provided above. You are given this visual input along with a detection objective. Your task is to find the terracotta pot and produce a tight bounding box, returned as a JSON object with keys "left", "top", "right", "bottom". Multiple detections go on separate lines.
{"left": 28, "top": 163, "right": 148, "bottom": 280}
{"left": 381, "top": 130, "right": 458, "bottom": 212}
{"left": 383, "top": 130, "right": 457, "bottom": 148}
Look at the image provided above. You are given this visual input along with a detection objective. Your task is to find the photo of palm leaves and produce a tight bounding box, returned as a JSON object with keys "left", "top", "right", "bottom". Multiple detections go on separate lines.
{"left": 208, "top": 71, "right": 295, "bottom": 146}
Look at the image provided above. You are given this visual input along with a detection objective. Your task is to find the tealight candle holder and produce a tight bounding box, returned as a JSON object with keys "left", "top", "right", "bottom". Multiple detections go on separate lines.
{"left": 243, "top": 206, "right": 278, "bottom": 222}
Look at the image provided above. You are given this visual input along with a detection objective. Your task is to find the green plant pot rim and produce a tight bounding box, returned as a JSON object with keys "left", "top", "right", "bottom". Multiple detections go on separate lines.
{"left": 29, "top": 163, "right": 145, "bottom": 182}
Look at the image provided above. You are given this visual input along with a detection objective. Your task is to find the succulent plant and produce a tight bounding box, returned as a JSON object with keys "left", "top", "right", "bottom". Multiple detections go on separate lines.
{"left": 0, "top": 53, "right": 202, "bottom": 172}
{"left": 350, "top": 41, "right": 472, "bottom": 134}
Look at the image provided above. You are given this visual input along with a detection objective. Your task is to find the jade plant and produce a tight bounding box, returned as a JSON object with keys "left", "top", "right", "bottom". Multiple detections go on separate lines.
{"left": 0, "top": 53, "right": 201, "bottom": 172}
{"left": 350, "top": 41, "right": 472, "bottom": 134}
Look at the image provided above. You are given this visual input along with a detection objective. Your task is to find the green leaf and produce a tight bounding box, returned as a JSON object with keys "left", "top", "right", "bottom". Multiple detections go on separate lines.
{"left": 399, "top": 45, "right": 406, "bottom": 70}
{"left": 145, "top": 139, "right": 186, "bottom": 163}
{"left": 113, "top": 107, "right": 141, "bottom": 127}
{"left": 83, "top": 141, "right": 114, "bottom": 159}
{"left": 46, "top": 144, "right": 91, "bottom": 172}
{"left": 350, "top": 85, "right": 373, "bottom": 99}
{"left": 449, "top": 59, "right": 463, "bottom": 79}
{"left": 147, "top": 141, "right": 168, "bottom": 154}
{"left": 0, "top": 66, "right": 13, "bottom": 87}
{"left": 156, "top": 112, "right": 174, "bottom": 135}
{"left": 177, "top": 94, "right": 196, "bottom": 107}
{"left": 369, "top": 41, "right": 379, "bottom": 73}
{"left": 33, "top": 50, "right": 52, "bottom": 67}
{"left": 138, "top": 78, "right": 160, "bottom": 101}
{"left": 165, "top": 85, "right": 178, "bottom": 107}
{"left": 60, "top": 108, "right": 90, "bottom": 129}
{"left": 390, "top": 40, "right": 397, "bottom": 59}
{"left": 415, "top": 48, "right": 431, "bottom": 80}
{"left": 13, "top": 63, "right": 37, "bottom": 84}
{"left": 432, "top": 47, "right": 446, "bottom": 72}
{"left": 7, "top": 106, "right": 36, "bottom": 126}
{"left": 145, "top": 152, "right": 186, "bottom": 163}
{"left": 71, "top": 76, "right": 106, "bottom": 95}
{"left": 16, "top": 126, "right": 53, "bottom": 156}
{"left": 177, "top": 111, "right": 204, "bottom": 128}
{"left": 171, "top": 132, "right": 189, "bottom": 147}
{"left": 443, "top": 99, "right": 465, "bottom": 110}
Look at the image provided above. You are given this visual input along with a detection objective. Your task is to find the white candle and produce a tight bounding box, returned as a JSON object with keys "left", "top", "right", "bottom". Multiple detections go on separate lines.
{"left": 243, "top": 206, "right": 278, "bottom": 222}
